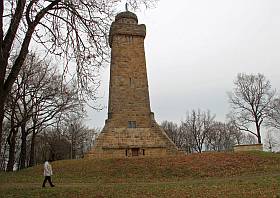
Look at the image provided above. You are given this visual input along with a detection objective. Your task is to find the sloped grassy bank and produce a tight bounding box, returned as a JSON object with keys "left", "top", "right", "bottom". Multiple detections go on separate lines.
{"left": 0, "top": 151, "right": 280, "bottom": 197}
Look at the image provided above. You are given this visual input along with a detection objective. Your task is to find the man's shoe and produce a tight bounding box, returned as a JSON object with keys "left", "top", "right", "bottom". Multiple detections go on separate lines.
{"left": 51, "top": 185, "right": 55, "bottom": 187}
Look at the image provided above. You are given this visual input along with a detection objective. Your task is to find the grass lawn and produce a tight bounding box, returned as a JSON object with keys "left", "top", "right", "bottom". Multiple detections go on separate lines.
{"left": 0, "top": 151, "right": 280, "bottom": 197}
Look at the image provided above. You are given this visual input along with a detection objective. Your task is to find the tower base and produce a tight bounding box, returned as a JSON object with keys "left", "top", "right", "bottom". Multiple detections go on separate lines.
{"left": 86, "top": 121, "right": 182, "bottom": 159}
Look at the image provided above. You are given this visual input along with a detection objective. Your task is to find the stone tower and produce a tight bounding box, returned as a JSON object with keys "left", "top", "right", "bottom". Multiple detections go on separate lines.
{"left": 86, "top": 11, "right": 180, "bottom": 158}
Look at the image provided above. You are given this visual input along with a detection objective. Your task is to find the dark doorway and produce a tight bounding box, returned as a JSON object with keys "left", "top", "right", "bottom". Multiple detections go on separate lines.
{"left": 132, "top": 148, "right": 140, "bottom": 156}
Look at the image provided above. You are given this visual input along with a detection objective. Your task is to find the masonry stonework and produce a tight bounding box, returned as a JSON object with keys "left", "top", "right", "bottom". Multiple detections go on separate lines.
{"left": 86, "top": 11, "right": 181, "bottom": 158}
{"left": 233, "top": 144, "right": 263, "bottom": 152}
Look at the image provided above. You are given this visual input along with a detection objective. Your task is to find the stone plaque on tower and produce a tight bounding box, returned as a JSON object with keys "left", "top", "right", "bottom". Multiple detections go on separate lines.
{"left": 86, "top": 11, "right": 180, "bottom": 158}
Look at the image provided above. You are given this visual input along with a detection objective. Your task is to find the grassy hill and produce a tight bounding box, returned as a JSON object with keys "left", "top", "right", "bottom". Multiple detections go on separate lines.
{"left": 0, "top": 151, "right": 280, "bottom": 197}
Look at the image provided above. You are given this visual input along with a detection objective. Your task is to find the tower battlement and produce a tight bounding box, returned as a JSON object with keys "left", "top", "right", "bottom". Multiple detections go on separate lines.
{"left": 109, "top": 11, "right": 146, "bottom": 47}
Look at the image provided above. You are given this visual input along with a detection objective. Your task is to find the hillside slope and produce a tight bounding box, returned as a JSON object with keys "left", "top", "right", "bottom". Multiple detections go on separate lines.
{"left": 1, "top": 151, "right": 280, "bottom": 197}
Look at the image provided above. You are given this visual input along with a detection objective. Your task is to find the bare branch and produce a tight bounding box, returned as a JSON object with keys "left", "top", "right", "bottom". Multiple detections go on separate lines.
{"left": 228, "top": 73, "right": 275, "bottom": 143}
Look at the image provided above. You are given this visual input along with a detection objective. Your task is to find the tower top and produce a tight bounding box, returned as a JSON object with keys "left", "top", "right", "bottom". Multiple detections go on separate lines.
{"left": 109, "top": 11, "right": 145, "bottom": 47}
{"left": 115, "top": 11, "right": 138, "bottom": 23}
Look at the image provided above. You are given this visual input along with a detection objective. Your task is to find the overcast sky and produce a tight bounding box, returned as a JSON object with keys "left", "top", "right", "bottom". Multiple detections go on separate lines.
{"left": 87, "top": 0, "right": 280, "bottom": 128}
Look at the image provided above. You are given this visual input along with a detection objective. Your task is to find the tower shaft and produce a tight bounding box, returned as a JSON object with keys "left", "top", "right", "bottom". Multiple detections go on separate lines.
{"left": 108, "top": 17, "right": 152, "bottom": 128}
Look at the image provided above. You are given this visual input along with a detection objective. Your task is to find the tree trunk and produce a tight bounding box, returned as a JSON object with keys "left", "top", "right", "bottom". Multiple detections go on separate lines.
{"left": 28, "top": 130, "right": 36, "bottom": 167}
{"left": 256, "top": 125, "right": 261, "bottom": 144}
{"left": 6, "top": 128, "right": 18, "bottom": 172}
{"left": 19, "top": 123, "right": 27, "bottom": 170}
{"left": 0, "top": 140, "right": 8, "bottom": 171}
{"left": 198, "top": 145, "right": 202, "bottom": 153}
{"left": 0, "top": 94, "right": 5, "bottom": 157}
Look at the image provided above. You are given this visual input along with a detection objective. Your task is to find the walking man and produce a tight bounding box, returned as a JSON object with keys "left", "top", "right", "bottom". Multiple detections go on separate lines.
{"left": 42, "top": 160, "right": 55, "bottom": 187}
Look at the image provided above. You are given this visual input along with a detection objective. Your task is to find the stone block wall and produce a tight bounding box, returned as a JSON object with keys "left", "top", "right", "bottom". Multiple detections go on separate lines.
{"left": 233, "top": 144, "right": 263, "bottom": 152}
{"left": 85, "top": 121, "right": 181, "bottom": 159}
{"left": 107, "top": 12, "right": 151, "bottom": 129}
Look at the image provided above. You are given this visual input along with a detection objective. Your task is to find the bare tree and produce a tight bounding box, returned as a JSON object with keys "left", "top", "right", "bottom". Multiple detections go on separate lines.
{"left": 65, "top": 116, "right": 87, "bottom": 159}
{"left": 243, "top": 133, "right": 257, "bottom": 144}
{"left": 267, "top": 98, "right": 280, "bottom": 130}
{"left": 205, "top": 120, "right": 251, "bottom": 151}
{"left": 161, "top": 121, "right": 195, "bottom": 152}
{"left": 39, "top": 128, "right": 71, "bottom": 162}
{"left": 228, "top": 73, "right": 275, "bottom": 144}
{"left": 162, "top": 116, "right": 258, "bottom": 153}
{"left": 34, "top": 123, "right": 99, "bottom": 163}
{"left": 83, "top": 127, "right": 100, "bottom": 154}
{"left": 5, "top": 53, "right": 83, "bottom": 170}
{"left": 5, "top": 99, "right": 20, "bottom": 171}
{"left": 182, "top": 109, "right": 215, "bottom": 153}
{"left": 161, "top": 121, "right": 181, "bottom": 146}
{"left": 61, "top": 113, "right": 102, "bottom": 159}
{"left": 177, "top": 123, "right": 195, "bottom": 153}
{"left": 264, "top": 131, "right": 278, "bottom": 152}
{"left": 226, "top": 119, "right": 244, "bottom": 145}
{"left": 0, "top": 0, "right": 157, "bottom": 158}
{"left": 205, "top": 122, "right": 224, "bottom": 151}
{"left": 205, "top": 122, "right": 231, "bottom": 151}
{"left": 0, "top": 121, "right": 10, "bottom": 170}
